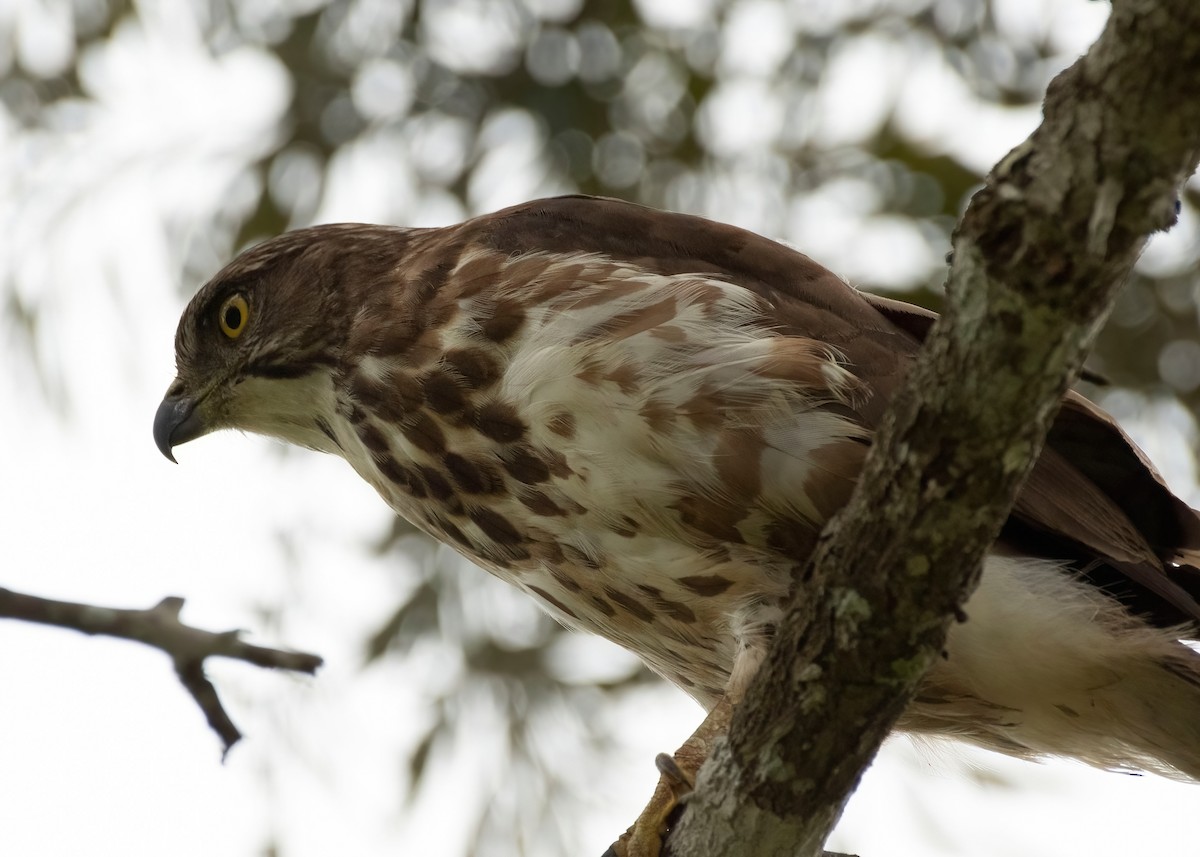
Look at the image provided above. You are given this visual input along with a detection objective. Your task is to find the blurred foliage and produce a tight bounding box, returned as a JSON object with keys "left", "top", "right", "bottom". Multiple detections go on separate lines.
{"left": 368, "top": 518, "right": 657, "bottom": 854}
{"left": 3, "top": 0, "right": 1199, "bottom": 855}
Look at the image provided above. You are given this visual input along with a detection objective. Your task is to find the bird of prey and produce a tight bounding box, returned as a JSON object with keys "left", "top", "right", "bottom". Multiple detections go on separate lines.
{"left": 155, "top": 195, "right": 1200, "bottom": 856}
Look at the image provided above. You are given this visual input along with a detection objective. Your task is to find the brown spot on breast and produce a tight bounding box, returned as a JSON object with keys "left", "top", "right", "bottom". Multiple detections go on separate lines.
{"left": 519, "top": 490, "right": 568, "bottom": 517}
{"left": 403, "top": 473, "right": 429, "bottom": 499}
{"left": 476, "top": 541, "right": 532, "bottom": 567}
{"left": 474, "top": 401, "right": 527, "bottom": 443}
{"left": 713, "top": 428, "right": 765, "bottom": 503}
{"left": 638, "top": 400, "right": 673, "bottom": 434}
{"left": 350, "top": 371, "right": 423, "bottom": 424}
{"left": 576, "top": 356, "right": 604, "bottom": 386}
{"left": 561, "top": 276, "right": 649, "bottom": 309}
{"left": 551, "top": 569, "right": 583, "bottom": 592}
{"left": 401, "top": 413, "right": 447, "bottom": 455}
{"left": 444, "top": 453, "right": 505, "bottom": 494}
{"left": 379, "top": 458, "right": 432, "bottom": 496}
{"left": 563, "top": 543, "right": 604, "bottom": 570}
{"left": 357, "top": 421, "right": 389, "bottom": 453}
{"left": 430, "top": 514, "right": 473, "bottom": 549}
{"left": 679, "top": 387, "right": 727, "bottom": 433}
{"left": 444, "top": 348, "right": 501, "bottom": 389}
{"left": 607, "top": 514, "right": 640, "bottom": 538}
{"left": 636, "top": 584, "right": 697, "bottom": 623}
{"left": 530, "top": 540, "right": 565, "bottom": 564}
{"left": 468, "top": 507, "right": 523, "bottom": 544}
{"left": 547, "top": 412, "right": 576, "bottom": 439}
{"left": 678, "top": 574, "right": 735, "bottom": 597}
{"left": 371, "top": 317, "right": 419, "bottom": 357}
{"left": 673, "top": 494, "right": 745, "bottom": 543}
{"left": 390, "top": 374, "right": 425, "bottom": 415}
{"left": 422, "top": 370, "right": 469, "bottom": 417}
{"left": 502, "top": 445, "right": 551, "bottom": 484}
{"left": 527, "top": 586, "right": 580, "bottom": 620}
{"left": 481, "top": 302, "right": 525, "bottom": 342}
{"left": 417, "top": 466, "right": 455, "bottom": 503}
{"left": 603, "top": 363, "right": 640, "bottom": 395}
{"left": 667, "top": 600, "right": 696, "bottom": 619}
{"left": 584, "top": 296, "right": 678, "bottom": 342}
{"left": 604, "top": 587, "right": 655, "bottom": 623}
{"left": 590, "top": 595, "right": 617, "bottom": 617}
{"left": 350, "top": 374, "right": 387, "bottom": 414}
{"left": 542, "top": 448, "right": 574, "bottom": 479}
{"left": 406, "top": 330, "right": 444, "bottom": 368}
{"left": 661, "top": 599, "right": 697, "bottom": 623}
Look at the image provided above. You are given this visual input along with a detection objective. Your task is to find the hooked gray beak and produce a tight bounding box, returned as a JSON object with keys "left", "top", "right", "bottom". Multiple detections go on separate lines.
{"left": 153, "top": 390, "right": 207, "bottom": 463}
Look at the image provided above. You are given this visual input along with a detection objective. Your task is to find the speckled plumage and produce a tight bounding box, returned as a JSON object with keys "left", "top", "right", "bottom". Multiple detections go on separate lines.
{"left": 158, "top": 195, "right": 1200, "bottom": 781}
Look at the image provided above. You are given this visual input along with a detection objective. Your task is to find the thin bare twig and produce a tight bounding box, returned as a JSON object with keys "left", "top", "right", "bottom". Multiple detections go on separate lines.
{"left": 0, "top": 586, "right": 323, "bottom": 755}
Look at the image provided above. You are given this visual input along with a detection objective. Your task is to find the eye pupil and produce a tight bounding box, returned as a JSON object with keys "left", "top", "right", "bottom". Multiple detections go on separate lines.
{"left": 219, "top": 295, "right": 249, "bottom": 338}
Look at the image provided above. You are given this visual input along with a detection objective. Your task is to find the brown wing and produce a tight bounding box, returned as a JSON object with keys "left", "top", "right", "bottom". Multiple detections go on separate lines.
{"left": 475, "top": 194, "right": 1200, "bottom": 626}
{"left": 856, "top": 238, "right": 1200, "bottom": 624}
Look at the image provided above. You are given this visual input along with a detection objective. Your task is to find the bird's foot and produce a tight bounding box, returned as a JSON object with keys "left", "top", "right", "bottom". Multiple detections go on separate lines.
{"left": 604, "top": 695, "right": 734, "bottom": 857}
{"left": 604, "top": 752, "right": 697, "bottom": 857}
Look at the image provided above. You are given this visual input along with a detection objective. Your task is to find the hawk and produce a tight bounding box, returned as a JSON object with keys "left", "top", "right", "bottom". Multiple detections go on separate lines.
{"left": 155, "top": 195, "right": 1200, "bottom": 855}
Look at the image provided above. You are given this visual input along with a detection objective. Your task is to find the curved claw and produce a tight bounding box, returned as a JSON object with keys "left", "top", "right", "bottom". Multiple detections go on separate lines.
{"left": 654, "top": 753, "right": 695, "bottom": 795}
{"left": 607, "top": 696, "right": 735, "bottom": 857}
{"left": 608, "top": 752, "right": 699, "bottom": 857}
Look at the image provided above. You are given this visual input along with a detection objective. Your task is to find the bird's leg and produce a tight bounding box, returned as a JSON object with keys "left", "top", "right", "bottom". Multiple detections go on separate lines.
{"left": 605, "top": 694, "right": 734, "bottom": 857}
{"left": 606, "top": 631, "right": 770, "bottom": 857}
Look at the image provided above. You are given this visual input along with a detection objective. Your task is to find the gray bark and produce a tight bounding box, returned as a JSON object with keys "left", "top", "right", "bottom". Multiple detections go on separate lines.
{"left": 667, "top": 0, "right": 1200, "bottom": 854}
{"left": 0, "top": 587, "right": 323, "bottom": 754}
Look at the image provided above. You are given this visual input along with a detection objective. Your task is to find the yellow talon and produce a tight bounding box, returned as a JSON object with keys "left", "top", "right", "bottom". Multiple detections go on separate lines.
{"left": 607, "top": 757, "right": 694, "bottom": 857}
{"left": 607, "top": 697, "right": 733, "bottom": 857}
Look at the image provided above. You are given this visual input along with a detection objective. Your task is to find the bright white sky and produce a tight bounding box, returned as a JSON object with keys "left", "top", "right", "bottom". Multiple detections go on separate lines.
{"left": 2, "top": 1, "right": 1199, "bottom": 856}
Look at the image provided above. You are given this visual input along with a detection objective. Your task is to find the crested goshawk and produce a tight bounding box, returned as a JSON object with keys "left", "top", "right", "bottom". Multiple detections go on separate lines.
{"left": 154, "top": 195, "right": 1200, "bottom": 855}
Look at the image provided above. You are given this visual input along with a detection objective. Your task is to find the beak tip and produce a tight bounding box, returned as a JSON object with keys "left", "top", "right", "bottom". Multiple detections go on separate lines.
{"left": 154, "top": 392, "right": 203, "bottom": 463}
{"left": 154, "top": 431, "right": 179, "bottom": 464}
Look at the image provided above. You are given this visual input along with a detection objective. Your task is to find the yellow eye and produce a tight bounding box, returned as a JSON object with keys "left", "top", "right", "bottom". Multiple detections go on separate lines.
{"left": 218, "top": 294, "right": 250, "bottom": 339}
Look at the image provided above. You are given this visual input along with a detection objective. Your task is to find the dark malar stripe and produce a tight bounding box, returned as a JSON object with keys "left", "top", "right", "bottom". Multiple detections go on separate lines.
{"left": 245, "top": 362, "right": 315, "bottom": 380}
{"left": 245, "top": 353, "right": 339, "bottom": 380}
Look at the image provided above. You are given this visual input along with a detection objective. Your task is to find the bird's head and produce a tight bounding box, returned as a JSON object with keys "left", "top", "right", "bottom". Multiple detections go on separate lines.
{"left": 154, "top": 224, "right": 404, "bottom": 461}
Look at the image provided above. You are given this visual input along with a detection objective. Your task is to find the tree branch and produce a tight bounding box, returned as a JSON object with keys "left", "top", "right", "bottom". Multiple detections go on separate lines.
{"left": 0, "top": 586, "right": 323, "bottom": 756}
{"left": 667, "top": 0, "right": 1200, "bottom": 854}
